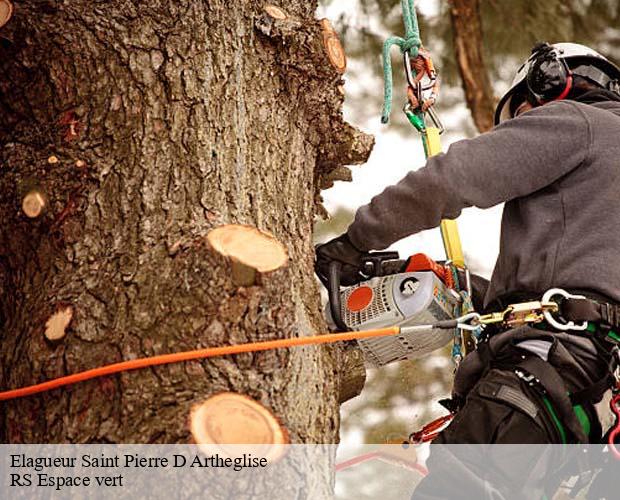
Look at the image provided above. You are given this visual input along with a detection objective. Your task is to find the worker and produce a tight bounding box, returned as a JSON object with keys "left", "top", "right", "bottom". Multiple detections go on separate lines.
{"left": 315, "top": 42, "right": 620, "bottom": 451}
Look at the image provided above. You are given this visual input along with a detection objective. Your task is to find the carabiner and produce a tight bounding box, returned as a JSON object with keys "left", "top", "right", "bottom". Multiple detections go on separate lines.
{"left": 404, "top": 48, "right": 437, "bottom": 92}
{"left": 541, "top": 288, "right": 589, "bottom": 331}
{"left": 403, "top": 48, "right": 444, "bottom": 134}
{"left": 403, "top": 102, "right": 426, "bottom": 132}
{"left": 425, "top": 106, "right": 445, "bottom": 134}
{"left": 403, "top": 50, "right": 417, "bottom": 93}
{"left": 408, "top": 414, "right": 454, "bottom": 444}
{"left": 455, "top": 312, "right": 482, "bottom": 331}
{"left": 417, "top": 46, "right": 438, "bottom": 91}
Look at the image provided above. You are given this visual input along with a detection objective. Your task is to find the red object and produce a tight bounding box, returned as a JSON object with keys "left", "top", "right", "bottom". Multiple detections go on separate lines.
{"left": 408, "top": 414, "right": 454, "bottom": 444}
{"left": 347, "top": 286, "right": 373, "bottom": 312}
{"left": 540, "top": 74, "right": 573, "bottom": 104}
{"left": 610, "top": 390, "right": 620, "bottom": 460}
{"left": 405, "top": 254, "right": 445, "bottom": 278}
{"left": 335, "top": 451, "right": 428, "bottom": 476}
{"left": 405, "top": 253, "right": 454, "bottom": 288}
{"left": 556, "top": 74, "right": 574, "bottom": 101}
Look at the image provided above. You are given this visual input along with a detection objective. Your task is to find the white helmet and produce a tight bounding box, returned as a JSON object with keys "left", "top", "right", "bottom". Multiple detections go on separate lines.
{"left": 495, "top": 42, "right": 620, "bottom": 125}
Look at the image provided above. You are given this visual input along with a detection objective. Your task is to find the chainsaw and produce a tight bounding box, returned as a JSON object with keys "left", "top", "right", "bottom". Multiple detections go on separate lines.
{"left": 325, "top": 251, "right": 461, "bottom": 367}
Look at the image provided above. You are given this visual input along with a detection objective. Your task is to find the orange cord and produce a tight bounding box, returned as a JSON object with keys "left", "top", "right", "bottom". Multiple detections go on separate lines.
{"left": 0, "top": 326, "right": 400, "bottom": 402}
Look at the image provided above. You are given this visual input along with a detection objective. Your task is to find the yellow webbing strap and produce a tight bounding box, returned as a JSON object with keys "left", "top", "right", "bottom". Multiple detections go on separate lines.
{"left": 425, "top": 127, "right": 465, "bottom": 267}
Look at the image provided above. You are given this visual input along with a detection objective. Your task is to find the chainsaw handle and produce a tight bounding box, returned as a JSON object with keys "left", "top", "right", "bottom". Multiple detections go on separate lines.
{"left": 327, "top": 251, "right": 401, "bottom": 332}
{"left": 328, "top": 261, "right": 349, "bottom": 332}
{"left": 361, "top": 251, "right": 400, "bottom": 277}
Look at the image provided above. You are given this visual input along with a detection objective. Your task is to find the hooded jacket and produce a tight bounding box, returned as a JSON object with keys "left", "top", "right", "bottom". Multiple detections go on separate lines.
{"left": 347, "top": 93, "right": 620, "bottom": 308}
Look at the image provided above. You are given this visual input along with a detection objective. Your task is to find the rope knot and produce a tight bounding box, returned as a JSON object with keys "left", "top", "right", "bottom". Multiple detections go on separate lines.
{"left": 381, "top": 0, "right": 422, "bottom": 123}
{"left": 402, "top": 36, "right": 422, "bottom": 53}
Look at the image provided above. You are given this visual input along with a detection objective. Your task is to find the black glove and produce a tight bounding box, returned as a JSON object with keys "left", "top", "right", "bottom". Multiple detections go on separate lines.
{"left": 315, "top": 234, "right": 364, "bottom": 287}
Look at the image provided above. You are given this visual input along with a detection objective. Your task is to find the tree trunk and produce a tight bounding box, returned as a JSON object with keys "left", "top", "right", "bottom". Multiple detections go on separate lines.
{"left": 448, "top": 0, "right": 496, "bottom": 132}
{"left": 0, "top": 0, "right": 372, "bottom": 456}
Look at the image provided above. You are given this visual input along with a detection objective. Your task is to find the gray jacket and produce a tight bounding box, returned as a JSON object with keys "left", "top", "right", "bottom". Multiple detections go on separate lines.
{"left": 347, "top": 99, "right": 620, "bottom": 307}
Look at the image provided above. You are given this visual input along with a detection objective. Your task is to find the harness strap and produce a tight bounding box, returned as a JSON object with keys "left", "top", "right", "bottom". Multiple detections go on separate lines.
{"left": 569, "top": 372, "right": 615, "bottom": 406}
{"left": 453, "top": 340, "right": 593, "bottom": 442}
{"left": 562, "top": 298, "right": 620, "bottom": 331}
{"left": 514, "top": 355, "right": 588, "bottom": 444}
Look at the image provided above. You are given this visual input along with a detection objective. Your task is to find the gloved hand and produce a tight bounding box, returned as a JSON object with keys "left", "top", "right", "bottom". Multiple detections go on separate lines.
{"left": 315, "top": 234, "right": 364, "bottom": 287}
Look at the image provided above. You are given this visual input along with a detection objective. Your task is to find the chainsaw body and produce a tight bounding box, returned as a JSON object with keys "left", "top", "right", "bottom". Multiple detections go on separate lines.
{"left": 325, "top": 253, "right": 460, "bottom": 367}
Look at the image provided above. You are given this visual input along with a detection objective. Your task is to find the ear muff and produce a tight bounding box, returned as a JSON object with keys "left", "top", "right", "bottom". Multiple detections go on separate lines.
{"left": 526, "top": 42, "right": 573, "bottom": 103}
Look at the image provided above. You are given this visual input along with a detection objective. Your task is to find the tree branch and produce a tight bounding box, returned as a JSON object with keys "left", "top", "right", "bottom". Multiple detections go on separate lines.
{"left": 255, "top": 9, "right": 374, "bottom": 203}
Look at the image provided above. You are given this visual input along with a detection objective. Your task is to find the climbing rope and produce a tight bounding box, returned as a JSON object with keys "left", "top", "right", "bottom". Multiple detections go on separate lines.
{"left": 381, "top": 0, "right": 422, "bottom": 123}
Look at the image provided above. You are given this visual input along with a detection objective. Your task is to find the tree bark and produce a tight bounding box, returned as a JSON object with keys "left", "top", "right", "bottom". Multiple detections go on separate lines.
{"left": 0, "top": 0, "right": 372, "bottom": 462}
{"left": 448, "top": 0, "right": 496, "bottom": 133}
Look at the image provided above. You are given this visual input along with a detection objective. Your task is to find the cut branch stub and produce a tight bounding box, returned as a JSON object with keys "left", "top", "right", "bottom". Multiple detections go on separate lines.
{"left": 319, "top": 19, "right": 334, "bottom": 34}
{"left": 207, "top": 224, "right": 288, "bottom": 286}
{"left": 190, "top": 392, "right": 289, "bottom": 461}
{"left": 264, "top": 4, "right": 287, "bottom": 20}
{"left": 22, "top": 190, "right": 47, "bottom": 219}
{"left": 44, "top": 306, "right": 73, "bottom": 342}
{"left": 255, "top": 13, "right": 343, "bottom": 78}
{"left": 0, "top": 0, "right": 13, "bottom": 29}
{"left": 316, "top": 122, "right": 375, "bottom": 175}
{"left": 320, "top": 19, "right": 346, "bottom": 73}
{"left": 319, "top": 165, "right": 352, "bottom": 190}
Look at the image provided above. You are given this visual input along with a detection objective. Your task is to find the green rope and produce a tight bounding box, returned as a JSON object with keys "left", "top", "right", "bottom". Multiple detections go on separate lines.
{"left": 381, "top": 0, "right": 422, "bottom": 123}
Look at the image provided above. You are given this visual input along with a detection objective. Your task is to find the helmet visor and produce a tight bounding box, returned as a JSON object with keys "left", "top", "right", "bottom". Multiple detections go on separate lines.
{"left": 495, "top": 81, "right": 534, "bottom": 124}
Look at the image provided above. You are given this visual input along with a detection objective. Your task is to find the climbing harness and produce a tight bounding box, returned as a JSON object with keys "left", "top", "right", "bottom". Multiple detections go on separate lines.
{"left": 406, "top": 289, "right": 620, "bottom": 446}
